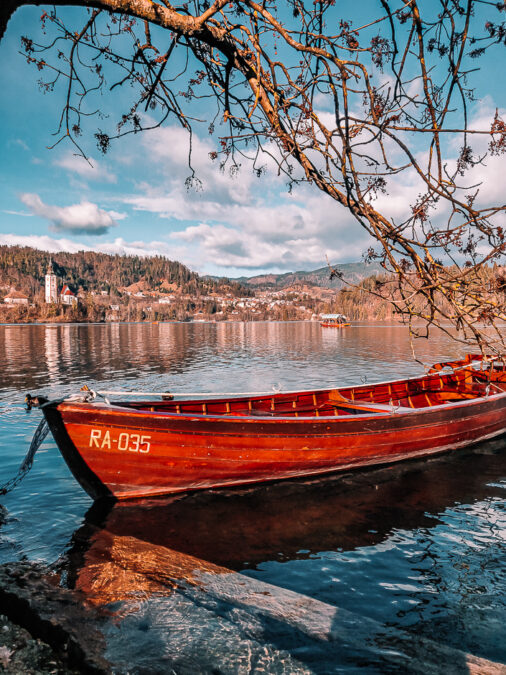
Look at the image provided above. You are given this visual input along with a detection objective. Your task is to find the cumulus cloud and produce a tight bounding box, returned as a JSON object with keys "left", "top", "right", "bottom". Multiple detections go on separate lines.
{"left": 115, "top": 124, "right": 374, "bottom": 272}
{"left": 368, "top": 101, "right": 506, "bottom": 229}
{"left": 81, "top": 107, "right": 503, "bottom": 274}
{"left": 170, "top": 216, "right": 369, "bottom": 271}
{"left": 0, "top": 229, "right": 356, "bottom": 274}
{"left": 143, "top": 124, "right": 257, "bottom": 205}
{"left": 139, "top": 185, "right": 372, "bottom": 270}
{"left": 447, "top": 102, "right": 506, "bottom": 208}
{"left": 53, "top": 152, "right": 117, "bottom": 183}
{"left": 93, "top": 237, "right": 189, "bottom": 259}
{"left": 19, "top": 193, "right": 126, "bottom": 235}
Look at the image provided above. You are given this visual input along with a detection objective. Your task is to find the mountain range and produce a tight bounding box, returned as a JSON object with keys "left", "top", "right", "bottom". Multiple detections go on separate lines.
{"left": 231, "top": 261, "right": 383, "bottom": 289}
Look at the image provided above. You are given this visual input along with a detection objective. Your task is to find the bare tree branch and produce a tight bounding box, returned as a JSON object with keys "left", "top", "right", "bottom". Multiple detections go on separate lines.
{"left": 2, "top": 0, "right": 506, "bottom": 354}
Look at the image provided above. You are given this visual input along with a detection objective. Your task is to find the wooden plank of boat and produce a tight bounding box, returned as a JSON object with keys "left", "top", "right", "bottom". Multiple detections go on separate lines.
{"left": 36, "top": 355, "right": 506, "bottom": 500}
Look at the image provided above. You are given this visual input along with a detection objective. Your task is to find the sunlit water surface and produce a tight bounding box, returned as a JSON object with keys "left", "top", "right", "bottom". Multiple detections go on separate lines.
{"left": 0, "top": 322, "right": 505, "bottom": 673}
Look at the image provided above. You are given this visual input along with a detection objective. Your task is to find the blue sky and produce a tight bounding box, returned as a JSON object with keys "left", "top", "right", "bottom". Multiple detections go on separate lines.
{"left": 1, "top": 3, "right": 505, "bottom": 277}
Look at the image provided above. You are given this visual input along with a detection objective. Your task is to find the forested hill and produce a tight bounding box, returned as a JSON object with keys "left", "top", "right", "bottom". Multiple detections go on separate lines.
{"left": 0, "top": 245, "right": 248, "bottom": 298}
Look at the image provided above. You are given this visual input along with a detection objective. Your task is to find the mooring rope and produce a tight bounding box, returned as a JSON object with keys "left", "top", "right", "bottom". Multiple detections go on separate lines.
{"left": 0, "top": 418, "right": 49, "bottom": 496}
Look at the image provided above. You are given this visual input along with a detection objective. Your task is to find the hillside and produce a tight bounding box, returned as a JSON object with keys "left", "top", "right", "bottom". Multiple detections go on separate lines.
{"left": 0, "top": 245, "right": 248, "bottom": 299}
{"left": 0, "top": 245, "right": 394, "bottom": 323}
{"left": 233, "top": 261, "right": 383, "bottom": 289}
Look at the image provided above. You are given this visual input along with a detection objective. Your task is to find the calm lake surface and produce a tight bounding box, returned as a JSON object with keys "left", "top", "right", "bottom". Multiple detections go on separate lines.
{"left": 0, "top": 322, "right": 505, "bottom": 673}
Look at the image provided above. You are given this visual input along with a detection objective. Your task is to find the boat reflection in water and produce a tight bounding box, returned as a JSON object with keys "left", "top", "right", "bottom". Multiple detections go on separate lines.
{"left": 60, "top": 441, "right": 506, "bottom": 673}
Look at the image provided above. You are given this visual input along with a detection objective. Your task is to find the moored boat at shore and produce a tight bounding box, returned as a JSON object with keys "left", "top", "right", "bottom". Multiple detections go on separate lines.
{"left": 34, "top": 354, "right": 506, "bottom": 501}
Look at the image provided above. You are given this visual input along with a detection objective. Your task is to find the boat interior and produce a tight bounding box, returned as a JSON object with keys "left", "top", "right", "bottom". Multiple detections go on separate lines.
{"left": 116, "top": 358, "right": 506, "bottom": 419}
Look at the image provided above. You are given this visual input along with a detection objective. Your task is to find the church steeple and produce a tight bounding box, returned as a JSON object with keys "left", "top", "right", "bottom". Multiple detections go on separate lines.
{"left": 45, "top": 258, "right": 58, "bottom": 304}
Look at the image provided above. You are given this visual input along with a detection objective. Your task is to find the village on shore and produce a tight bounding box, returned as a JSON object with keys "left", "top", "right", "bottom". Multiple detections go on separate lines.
{"left": 0, "top": 247, "right": 394, "bottom": 324}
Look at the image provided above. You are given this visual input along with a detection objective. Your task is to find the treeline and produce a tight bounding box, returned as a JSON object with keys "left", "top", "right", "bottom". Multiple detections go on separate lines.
{"left": 332, "top": 265, "right": 506, "bottom": 321}
{"left": 0, "top": 245, "right": 249, "bottom": 299}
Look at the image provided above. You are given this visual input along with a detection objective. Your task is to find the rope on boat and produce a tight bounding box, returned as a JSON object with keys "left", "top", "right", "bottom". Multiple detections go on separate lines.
{"left": 95, "top": 388, "right": 293, "bottom": 398}
{"left": 0, "top": 418, "right": 49, "bottom": 496}
{"left": 0, "top": 392, "right": 94, "bottom": 496}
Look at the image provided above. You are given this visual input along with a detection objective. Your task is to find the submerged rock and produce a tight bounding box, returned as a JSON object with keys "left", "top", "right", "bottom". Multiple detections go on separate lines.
{"left": 0, "top": 613, "right": 75, "bottom": 674}
{"left": 0, "top": 562, "right": 110, "bottom": 674}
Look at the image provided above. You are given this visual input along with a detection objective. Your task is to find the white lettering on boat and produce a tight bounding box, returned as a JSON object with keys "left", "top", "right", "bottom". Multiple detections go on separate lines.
{"left": 88, "top": 429, "right": 151, "bottom": 453}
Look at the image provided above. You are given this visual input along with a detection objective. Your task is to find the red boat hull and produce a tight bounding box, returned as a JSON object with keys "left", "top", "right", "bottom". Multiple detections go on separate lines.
{"left": 41, "top": 360, "right": 506, "bottom": 500}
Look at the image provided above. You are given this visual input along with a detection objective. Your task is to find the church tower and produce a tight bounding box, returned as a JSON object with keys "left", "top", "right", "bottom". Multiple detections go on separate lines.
{"left": 45, "top": 259, "right": 58, "bottom": 304}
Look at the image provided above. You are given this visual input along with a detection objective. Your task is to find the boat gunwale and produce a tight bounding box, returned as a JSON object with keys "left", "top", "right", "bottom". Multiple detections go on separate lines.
{"left": 57, "top": 387, "right": 506, "bottom": 424}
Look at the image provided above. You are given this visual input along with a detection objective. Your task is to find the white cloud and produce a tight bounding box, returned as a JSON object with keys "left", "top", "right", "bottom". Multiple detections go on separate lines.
{"left": 143, "top": 124, "right": 258, "bottom": 205}
{"left": 19, "top": 193, "right": 126, "bottom": 235}
{"left": 448, "top": 102, "right": 506, "bottom": 207}
{"left": 114, "top": 124, "right": 374, "bottom": 272}
{"left": 170, "top": 216, "right": 368, "bottom": 271}
{"left": 108, "top": 210, "right": 128, "bottom": 221}
{"left": 93, "top": 237, "right": 188, "bottom": 259}
{"left": 8, "top": 138, "right": 29, "bottom": 151}
{"left": 0, "top": 233, "right": 192, "bottom": 263}
{"left": 118, "top": 115, "right": 503, "bottom": 272}
{"left": 53, "top": 152, "right": 117, "bottom": 183}
{"left": 3, "top": 209, "right": 33, "bottom": 217}
{"left": 0, "top": 233, "right": 94, "bottom": 254}
{"left": 128, "top": 184, "right": 372, "bottom": 271}
{"left": 0, "top": 229, "right": 362, "bottom": 274}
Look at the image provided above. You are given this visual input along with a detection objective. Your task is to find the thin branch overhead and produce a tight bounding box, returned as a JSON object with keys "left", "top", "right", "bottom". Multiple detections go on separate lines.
{"left": 3, "top": 0, "right": 506, "bottom": 353}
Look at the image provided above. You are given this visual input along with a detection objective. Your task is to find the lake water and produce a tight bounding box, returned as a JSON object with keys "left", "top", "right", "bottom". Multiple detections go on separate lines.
{"left": 0, "top": 322, "right": 505, "bottom": 673}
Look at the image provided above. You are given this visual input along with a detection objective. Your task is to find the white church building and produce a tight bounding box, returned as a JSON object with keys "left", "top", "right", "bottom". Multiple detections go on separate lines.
{"left": 45, "top": 261, "right": 77, "bottom": 305}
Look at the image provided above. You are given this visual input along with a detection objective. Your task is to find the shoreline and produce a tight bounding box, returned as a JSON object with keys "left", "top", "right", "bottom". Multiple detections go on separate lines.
{"left": 1, "top": 319, "right": 504, "bottom": 329}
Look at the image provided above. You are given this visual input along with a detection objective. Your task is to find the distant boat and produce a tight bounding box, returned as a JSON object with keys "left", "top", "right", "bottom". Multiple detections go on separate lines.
{"left": 320, "top": 313, "right": 350, "bottom": 327}
{"left": 32, "top": 354, "right": 506, "bottom": 501}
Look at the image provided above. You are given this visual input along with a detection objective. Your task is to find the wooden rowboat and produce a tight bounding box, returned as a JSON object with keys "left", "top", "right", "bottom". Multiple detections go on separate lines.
{"left": 36, "top": 354, "right": 506, "bottom": 501}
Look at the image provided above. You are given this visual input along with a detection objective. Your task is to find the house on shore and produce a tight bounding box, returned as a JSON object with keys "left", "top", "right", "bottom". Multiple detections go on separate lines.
{"left": 4, "top": 290, "right": 29, "bottom": 305}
